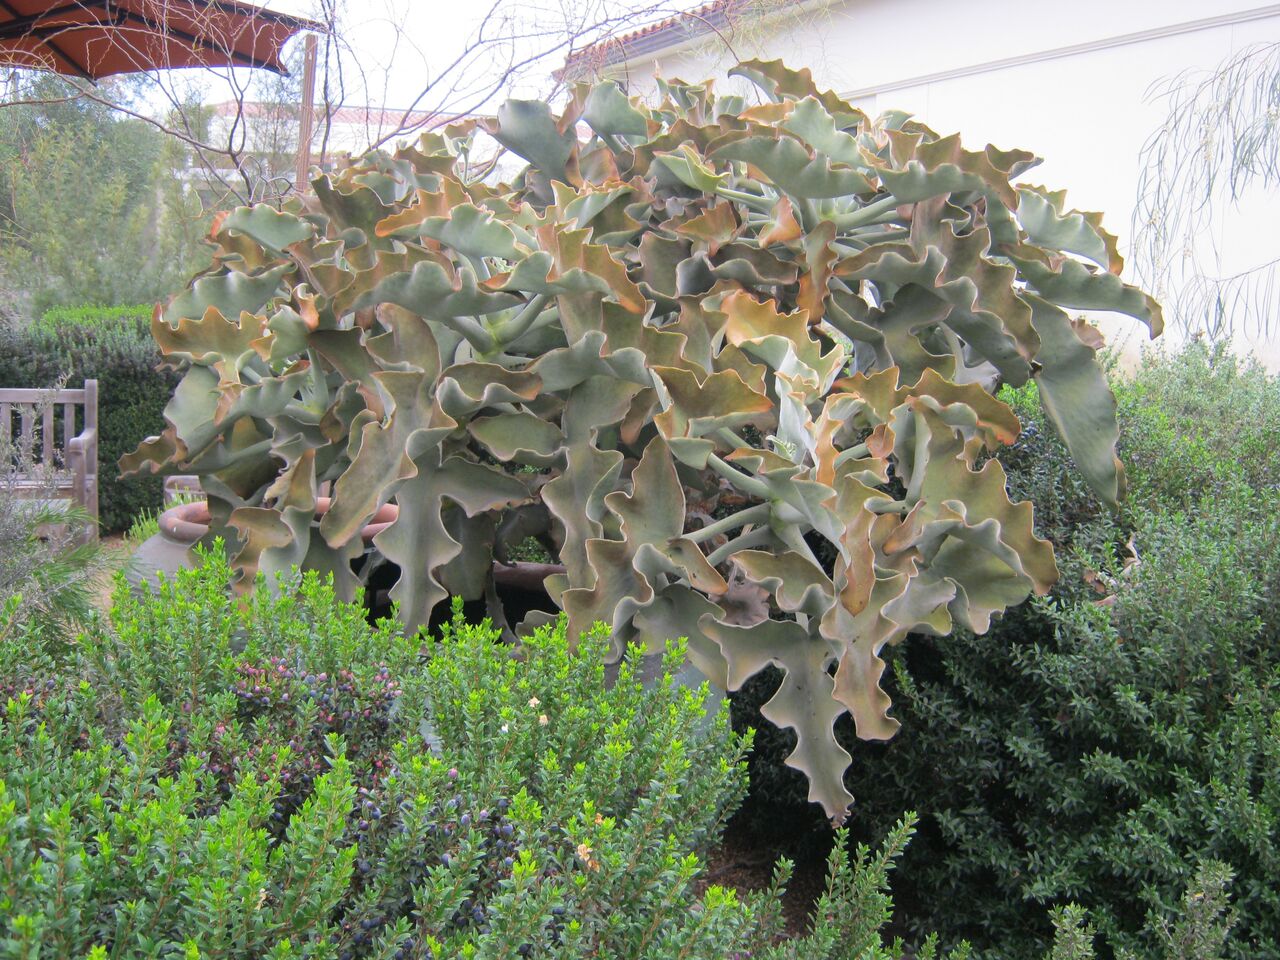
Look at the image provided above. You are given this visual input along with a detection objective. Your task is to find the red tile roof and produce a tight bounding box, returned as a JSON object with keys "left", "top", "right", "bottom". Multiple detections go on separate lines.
{"left": 562, "top": 0, "right": 749, "bottom": 77}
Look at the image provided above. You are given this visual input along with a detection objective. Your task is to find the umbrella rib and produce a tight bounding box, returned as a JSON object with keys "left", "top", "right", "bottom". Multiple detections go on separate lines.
{"left": 0, "top": 3, "right": 95, "bottom": 39}
{"left": 114, "top": 7, "right": 279, "bottom": 71}
{"left": 0, "top": 0, "right": 313, "bottom": 77}
{"left": 0, "top": 0, "right": 96, "bottom": 80}
{"left": 42, "top": 36, "right": 94, "bottom": 79}
{"left": 195, "top": 0, "right": 323, "bottom": 33}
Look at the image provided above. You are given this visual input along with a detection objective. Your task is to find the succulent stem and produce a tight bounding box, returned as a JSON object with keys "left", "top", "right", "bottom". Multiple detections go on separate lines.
{"left": 833, "top": 443, "right": 872, "bottom": 466}
{"left": 714, "top": 427, "right": 753, "bottom": 450}
{"left": 499, "top": 294, "right": 551, "bottom": 344}
{"left": 832, "top": 195, "right": 901, "bottom": 230}
{"left": 867, "top": 499, "right": 910, "bottom": 515}
{"left": 715, "top": 186, "right": 773, "bottom": 213}
{"left": 706, "top": 526, "right": 774, "bottom": 567}
{"left": 706, "top": 453, "right": 772, "bottom": 500}
{"left": 685, "top": 503, "right": 772, "bottom": 545}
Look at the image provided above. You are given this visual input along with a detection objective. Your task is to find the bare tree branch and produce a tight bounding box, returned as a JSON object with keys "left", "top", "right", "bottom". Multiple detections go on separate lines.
{"left": 0, "top": 0, "right": 748, "bottom": 209}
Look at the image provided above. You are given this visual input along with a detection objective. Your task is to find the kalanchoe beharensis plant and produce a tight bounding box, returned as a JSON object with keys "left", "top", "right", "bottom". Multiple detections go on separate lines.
{"left": 124, "top": 60, "right": 1162, "bottom": 821}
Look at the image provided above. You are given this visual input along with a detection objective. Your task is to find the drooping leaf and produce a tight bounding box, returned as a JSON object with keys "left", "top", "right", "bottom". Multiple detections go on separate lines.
{"left": 1016, "top": 185, "right": 1123, "bottom": 272}
{"left": 1029, "top": 296, "right": 1126, "bottom": 507}
{"left": 711, "top": 130, "right": 874, "bottom": 198}
{"left": 163, "top": 263, "right": 293, "bottom": 325}
{"left": 701, "top": 616, "right": 855, "bottom": 819}
{"left": 1008, "top": 247, "right": 1164, "bottom": 336}
{"left": 582, "top": 81, "right": 651, "bottom": 137}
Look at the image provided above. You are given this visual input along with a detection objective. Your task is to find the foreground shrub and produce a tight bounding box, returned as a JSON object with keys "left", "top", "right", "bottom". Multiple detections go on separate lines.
{"left": 1, "top": 550, "right": 967, "bottom": 958}
{"left": 733, "top": 346, "right": 1280, "bottom": 958}
{"left": 0, "top": 312, "right": 177, "bottom": 532}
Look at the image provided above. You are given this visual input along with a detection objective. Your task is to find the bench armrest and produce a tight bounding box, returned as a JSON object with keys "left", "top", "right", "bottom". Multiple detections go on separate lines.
{"left": 67, "top": 428, "right": 99, "bottom": 533}
{"left": 68, "top": 426, "right": 97, "bottom": 456}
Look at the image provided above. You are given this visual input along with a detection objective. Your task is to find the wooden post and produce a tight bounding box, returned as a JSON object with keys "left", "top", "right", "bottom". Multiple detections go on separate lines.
{"left": 294, "top": 32, "right": 318, "bottom": 192}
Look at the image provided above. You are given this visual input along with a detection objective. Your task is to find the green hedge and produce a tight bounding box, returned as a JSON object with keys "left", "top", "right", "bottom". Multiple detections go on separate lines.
{"left": 34, "top": 303, "right": 154, "bottom": 333}
{"left": 733, "top": 345, "right": 1280, "bottom": 959}
{"left": 0, "top": 307, "right": 176, "bottom": 533}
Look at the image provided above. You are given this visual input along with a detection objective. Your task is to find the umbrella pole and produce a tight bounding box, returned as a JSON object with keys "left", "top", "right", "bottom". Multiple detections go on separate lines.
{"left": 295, "top": 32, "right": 318, "bottom": 192}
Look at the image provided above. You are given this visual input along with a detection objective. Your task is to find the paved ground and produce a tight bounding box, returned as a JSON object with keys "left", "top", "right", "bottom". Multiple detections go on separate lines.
{"left": 93, "top": 533, "right": 131, "bottom": 611}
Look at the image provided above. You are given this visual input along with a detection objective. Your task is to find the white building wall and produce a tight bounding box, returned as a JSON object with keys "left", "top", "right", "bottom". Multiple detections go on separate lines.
{"left": 599, "top": 0, "right": 1280, "bottom": 367}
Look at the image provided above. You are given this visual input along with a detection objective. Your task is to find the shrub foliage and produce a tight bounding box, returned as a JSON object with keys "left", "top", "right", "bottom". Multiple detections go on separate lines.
{"left": 1, "top": 550, "right": 968, "bottom": 959}
{"left": 735, "top": 346, "right": 1280, "bottom": 958}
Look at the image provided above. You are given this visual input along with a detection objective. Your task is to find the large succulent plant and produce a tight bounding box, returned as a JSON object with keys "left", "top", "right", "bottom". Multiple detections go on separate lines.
{"left": 125, "top": 60, "right": 1161, "bottom": 822}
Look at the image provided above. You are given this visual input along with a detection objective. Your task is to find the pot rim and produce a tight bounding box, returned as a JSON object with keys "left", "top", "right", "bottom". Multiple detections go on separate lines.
{"left": 154, "top": 502, "right": 569, "bottom": 586}
{"left": 159, "top": 497, "right": 398, "bottom": 545}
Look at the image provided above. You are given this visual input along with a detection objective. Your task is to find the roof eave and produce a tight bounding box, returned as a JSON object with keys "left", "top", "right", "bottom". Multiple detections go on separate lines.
{"left": 560, "top": 0, "right": 837, "bottom": 81}
{"left": 560, "top": 1, "right": 743, "bottom": 81}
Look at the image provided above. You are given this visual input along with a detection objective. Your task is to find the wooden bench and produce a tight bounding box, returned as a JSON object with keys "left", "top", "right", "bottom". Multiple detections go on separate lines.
{"left": 1, "top": 380, "right": 99, "bottom": 541}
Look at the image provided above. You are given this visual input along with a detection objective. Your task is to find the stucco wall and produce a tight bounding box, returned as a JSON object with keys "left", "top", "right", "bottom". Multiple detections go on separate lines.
{"left": 596, "top": 0, "right": 1280, "bottom": 367}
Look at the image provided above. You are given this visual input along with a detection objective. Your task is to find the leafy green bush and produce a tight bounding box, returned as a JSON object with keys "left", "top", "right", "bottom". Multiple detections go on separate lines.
{"left": 1046, "top": 863, "right": 1236, "bottom": 960}
{"left": 0, "top": 312, "right": 177, "bottom": 532}
{"left": 1115, "top": 342, "right": 1280, "bottom": 507}
{"left": 0, "top": 549, "right": 968, "bottom": 958}
{"left": 734, "top": 345, "right": 1280, "bottom": 958}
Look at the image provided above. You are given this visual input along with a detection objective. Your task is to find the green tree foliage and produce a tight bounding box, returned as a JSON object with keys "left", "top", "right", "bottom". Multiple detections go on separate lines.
{"left": 0, "top": 73, "right": 210, "bottom": 316}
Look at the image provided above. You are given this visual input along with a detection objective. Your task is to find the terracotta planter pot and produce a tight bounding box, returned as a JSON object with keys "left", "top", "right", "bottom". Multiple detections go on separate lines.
{"left": 127, "top": 498, "right": 566, "bottom": 600}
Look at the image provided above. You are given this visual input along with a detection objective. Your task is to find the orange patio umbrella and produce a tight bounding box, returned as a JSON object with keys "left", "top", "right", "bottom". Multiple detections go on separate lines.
{"left": 0, "top": 0, "right": 320, "bottom": 81}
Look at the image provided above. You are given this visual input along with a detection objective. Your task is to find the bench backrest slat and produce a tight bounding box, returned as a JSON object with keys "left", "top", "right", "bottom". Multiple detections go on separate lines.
{"left": 41, "top": 404, "right": 54, "bottom": 465}
{"left": 2, "top": 383, "right": 93, "bottom": 468}
{"left": 2, "top": 379, "right": 98, "bottom": 543}
{"left": 85, "top": 380, "right": 97, "bottom": 434}
{"left": 19, "top": 407, "right": 33, "bottom": 452}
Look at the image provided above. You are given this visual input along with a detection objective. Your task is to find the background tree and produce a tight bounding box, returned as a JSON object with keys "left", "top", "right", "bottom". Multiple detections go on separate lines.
{"left": 0, "top": 71, "right": 210, "bottom": 316}
{"left": 0, "top": 0, "right": 699, "bottom": 316}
